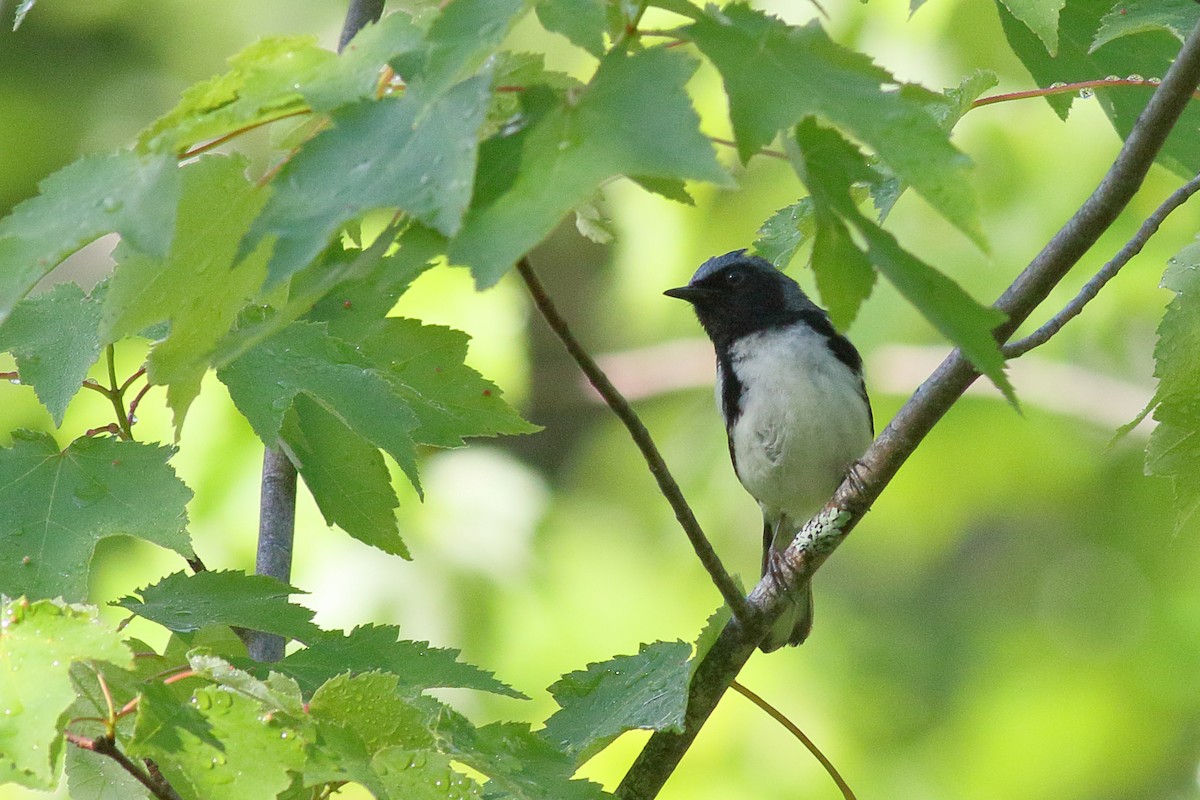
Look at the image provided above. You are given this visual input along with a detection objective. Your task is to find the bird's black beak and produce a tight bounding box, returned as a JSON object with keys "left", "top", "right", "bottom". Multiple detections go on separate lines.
{"left": 664, "top": 285, "right": 715, "bottom": 304}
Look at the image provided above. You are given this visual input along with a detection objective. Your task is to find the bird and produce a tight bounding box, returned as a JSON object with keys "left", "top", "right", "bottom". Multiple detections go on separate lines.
{"left": 665, "top": 250, "right": 874, "bottom": 651}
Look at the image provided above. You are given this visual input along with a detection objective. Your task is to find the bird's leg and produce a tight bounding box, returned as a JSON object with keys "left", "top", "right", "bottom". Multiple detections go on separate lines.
{"left": 763, "top": 517, "right": 803, "bottom": 599}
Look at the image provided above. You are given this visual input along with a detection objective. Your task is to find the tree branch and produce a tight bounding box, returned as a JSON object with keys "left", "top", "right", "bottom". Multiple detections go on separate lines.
{"left": 65, "top": 733, "right": 183, "bottom": 800}
{"left": 249, "top": 0, "right": 387, "bottom": 664}
{"left": 1004, "top": 171, "right": 1200, "bottom": 358}
{"left": 616, "top": 16, "right": 1200, "bottom": 800}
{"left": 247, "top": 445, "right": 299, "bottom": 662}
{"left": 515, "top": 257, "right": 755, "bottom": 625}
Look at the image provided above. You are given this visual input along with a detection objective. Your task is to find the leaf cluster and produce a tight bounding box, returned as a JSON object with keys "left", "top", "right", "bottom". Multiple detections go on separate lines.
{"left": 1, "top": 582, "right": 701, "bottom": 800}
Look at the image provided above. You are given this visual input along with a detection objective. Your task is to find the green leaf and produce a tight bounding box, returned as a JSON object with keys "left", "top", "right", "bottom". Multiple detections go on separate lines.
{"left": 130, "top": 680, "right": 223, "bottom": 757}
{"left": 752, "top": 199, "right": 817, "bottom": 270}
{"left": 302, "top": 673, "right": 442, "bottom": 794}
{"left": 275, "top": 624, "right": 526, "bottom": 699}
{"left": 0, "top": 433, "right": 192, "bottom": 602}
{"left": 997, "top": 0, "right": 1200, "bottom": 177}
{"left": 218, "top": 320, "right": 424, "bottom": 486}
{"left": 214, "top": 220, "right": 428, "bottom": 369}
{"left": 0, "top": 282, "right": 104, "bottom": 425}
{"left": 138, "top": 14, "right": 425, "bottom": 154}
{"left": 1092, "top": 0, "right": 1200, "bottom": 49}
{"left": 541, "top": 641, "right": 690, "bottom": 763}
{"left": 691, "top": 603, "right": 733, "bottom": 677}
{"left": 309, "top": 672, "right": 436, "bottom": 751}
{"left": 64, "top": 743, "right": 152, "bottom": 800}
{"left": 356, "top": 318, "right": 539, "bottom": 447}
{"left": 0, "top": 151, "right": 179, "bottom": 323}
{"left": 630, "top": 175, "right": 693, "bottom": 205}
{"left": 282, "top": 394, "right": 407, "bottom": 557}
{"left": 403, "top": 0, "right": 527, "bottom": 93}
{"left": 999, "top": 0, "right": 1066, "bottom": 55}
{"left": 102, "top": 154, "right": 272, "bottom": 430}
{"left": 536, "top": 0, "right": 607, "bottom": 56}
{"left": 374, "top": 749, "right": 483, "bottom": 800}
{"left": 246, "top": 75, "right": 492, "bottom": 286}
{"left": 301, "top": 226, "right": 439, "bottom": 343}
{"left": 187, "top": 653, "right": 306, "bottom": 716}
{"left": 686, "top": 4, "right": 983, "bottom": 248}
{"left": 0, "top": 598, "right": 131, "bottom": 785}
{"left": 137, "top": 36, "right": 328, "bottom": 153}
{"left": 116, "top": 570, "right": 321, "bottom": 644}
{"left": 647, "top": 0, "right": 702, "bottom": 18}
{"left": 136, "top": 685, "right": 304, "bottom": 799}
{"left": 440, "top": 720, "right": 609, "bottom": 800}
{"left": 449, "top": 46, "right": 730, "bottom": 286}
{"left": 790, "top": 121, "right": 1012, "bottom": 399}
{"left": 924, "top": 70, "right": 1001, "bottom": 132}
{"left": 1146, "top": 242, "right": 1200, "bottom": 529}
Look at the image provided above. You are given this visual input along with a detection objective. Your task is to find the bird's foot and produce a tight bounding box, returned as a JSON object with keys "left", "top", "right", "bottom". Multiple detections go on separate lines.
{"left": 843, "top": 459, "right": 872, "bottom": 512}
{"left": 764, "top": 548, "right": 801, "bottom": 599}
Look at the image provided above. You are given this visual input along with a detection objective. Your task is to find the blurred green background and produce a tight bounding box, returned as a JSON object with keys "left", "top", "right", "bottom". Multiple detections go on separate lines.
{"left": 3, "top": 0, "right": 1199, "bottom": 798}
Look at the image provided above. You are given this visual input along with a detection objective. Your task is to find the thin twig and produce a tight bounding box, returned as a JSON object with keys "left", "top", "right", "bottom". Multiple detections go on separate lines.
{"left": 180, "top": 110, "right": 310, "bottom": 160}
{"left": 729, "top": 679, "right": 856, "bottom": 800}
{"left": 515, "top": 257, "right": 755, "bottom": 625}
{"left": 1004, "top": 171, "right": 1200, "bottom": 358}
{"left": 95, "top": 670, "right": 117, "bottom": 732}
{"left": 709, "top": 136, "right": 787, "bottom": 160}
{"left": 127, "top": 382, "right": 153, "bottom": 420}
{"left": 971, "top": 77, "right": 1194, "bottom": 109}
{"left": 64, "top": 733, "right": 183, "bottom": 800}
{"left": 105, "top": 345, "right": 133, "bottom": 440}
{"left": 119, "top": 366, "right": 146, "bottom": 394}
{"left": 617, "top": 16, "right": 1200, "bottom": 800}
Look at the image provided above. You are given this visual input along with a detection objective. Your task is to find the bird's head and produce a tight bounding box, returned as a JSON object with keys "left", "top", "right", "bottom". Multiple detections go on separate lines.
{"left": 664, "top": 250, "right": 819, "bottom": 348}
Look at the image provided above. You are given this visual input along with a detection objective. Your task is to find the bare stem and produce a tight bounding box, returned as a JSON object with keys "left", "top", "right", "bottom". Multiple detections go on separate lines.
{"left": 972, "top": 77, "right": 1189, "bottom": 109}
{"left": 729, "top": 679, "right": 856, "bottom": 800}
{"left": 105, "top": 345, "right": 133, "bottom": 440}
{"left": 515, "top": 257, "right": 755, "bottom": 625}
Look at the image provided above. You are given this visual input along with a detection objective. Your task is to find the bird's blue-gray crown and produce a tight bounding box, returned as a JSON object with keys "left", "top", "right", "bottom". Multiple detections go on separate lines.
{"left": 664, "top": 250, "right": 830, "bottom": 350}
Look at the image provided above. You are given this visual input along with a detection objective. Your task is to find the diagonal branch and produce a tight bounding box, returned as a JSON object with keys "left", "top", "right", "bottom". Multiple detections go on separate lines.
{"left": 617, "top": 15, "right": 1200, "bottom": 800}
{"left": 515, "top": 257, "right": 755, "bottom": 625}
{"left": 65, "top": 733, "right": 183, "bottom": 800}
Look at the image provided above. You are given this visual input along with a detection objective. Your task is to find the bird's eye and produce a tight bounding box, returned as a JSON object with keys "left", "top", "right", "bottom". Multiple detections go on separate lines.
{"left": 724, "top": 270, "right": 745, "bottom": 287}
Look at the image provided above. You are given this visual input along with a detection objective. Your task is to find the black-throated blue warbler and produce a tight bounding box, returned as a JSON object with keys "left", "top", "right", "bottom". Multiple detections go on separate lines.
{"left": 666, "top": 250, "right": 874, "bottom": 651}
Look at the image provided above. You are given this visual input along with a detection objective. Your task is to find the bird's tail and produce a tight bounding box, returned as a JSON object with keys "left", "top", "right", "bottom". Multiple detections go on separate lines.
{"left": 761, "top": 580, "right": 813, "bottom": 652}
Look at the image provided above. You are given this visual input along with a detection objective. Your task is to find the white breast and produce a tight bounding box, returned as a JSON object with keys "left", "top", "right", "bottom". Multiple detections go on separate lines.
{"left": 719, "top": 325, "right": 872, "bottom": 528}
